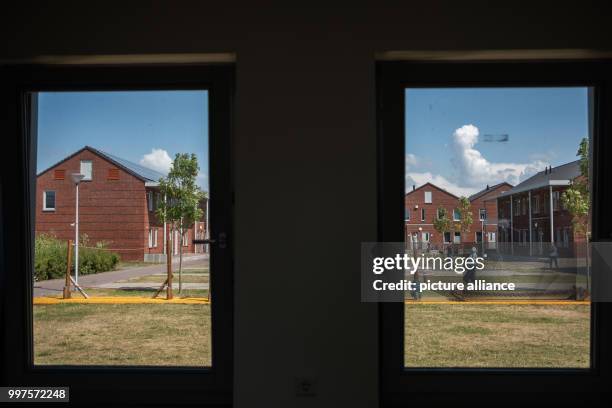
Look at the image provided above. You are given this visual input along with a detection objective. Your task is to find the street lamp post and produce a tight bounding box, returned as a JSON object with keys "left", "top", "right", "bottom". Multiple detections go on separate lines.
{"left": 71, "top": 173, "right": 85, "bottom": 285}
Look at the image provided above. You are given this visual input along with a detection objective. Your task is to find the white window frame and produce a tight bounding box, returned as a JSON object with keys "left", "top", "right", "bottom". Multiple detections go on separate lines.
{"left": 424, "top": 191, "right": 432, "bottom": 204}
{"left": 479, "top": 208, "right": 486, "bottom": 221}
{"left": 453, "top": 208, "right": 460, "bottom": 221}
{"left": 80, "top": 160, "right": 93, "bottom": 181}
{"left": 453, "top": 231, "right": 461, "bottom": 244}
{"left": 148, "top": 229, "right": 153, "bottom": 248}
{"left": 182, "top": 231, "right": 189, "bottom": 247}
{"left": 147, "top": 191, "right": 153, "bottom": 212}
{"left": 42, "top": 190, "right": 56, "bottom": 211}
{"left": 154, "top": 228, "right": 158, "bottom": 247}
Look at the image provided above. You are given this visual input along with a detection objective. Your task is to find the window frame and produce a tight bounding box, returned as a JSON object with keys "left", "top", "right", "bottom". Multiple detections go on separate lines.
{"left": 377, "top": 59, "right": 612, "bottom": 404}
{"left": 79, "top": 159, "right": 92, "bottom": 181}
{"left": 42, "top": 190, "right": 55, "bottom": 212}
{"left": 0, "top": 63, "right": 234, "bottom": 407}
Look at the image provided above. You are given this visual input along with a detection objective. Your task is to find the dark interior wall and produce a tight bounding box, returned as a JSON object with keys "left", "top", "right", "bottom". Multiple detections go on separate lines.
{"left": 1, "top": 2, "right": 611, "bottom": 407}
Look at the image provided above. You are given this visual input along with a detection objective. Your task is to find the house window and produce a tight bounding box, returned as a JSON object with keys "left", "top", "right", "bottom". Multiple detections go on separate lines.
{"left": 443, "top": 232, "right": 451, "bottom": 243}
{"left": 553, "top": 191, "right": 560, "bottom": 210}
{"left": 147, "top": 191, "right": 154, "bottom": 212}
{"left": 437, "top": 208, "right": 444, "bottom": 220}
{"left": 107, "top": 168, "right": 120, "bottom": 181}
{"left": 487, "top": 232, "right": 496, "bottom": 242}
{"left": 42, "top": 191, "right": 56, "bottom": 211}
{"left": 479, "top": 208, "right": 486, "bottom": 221}
{"left": 148, "top": 229, "right": 153, "bottom": 248}
{"left": 533, "top": 195, "right": 540, "bottom": 213}
{"left": 424, "top": 191, "right": 432, "bottom": 204}
{"left": 421, "top": 208, "right": 425, "bottom": 221}
{"left": 405, "top": 208, "right": 410, "bottom": 221}
{"left": 453, "top": 208, "right": 460, "bottom": 221}
{"left": 154, "top": 228, "right": 158, "bottom": 247}
{"left": 453, "top": 231, "right": 461, "bottom": 243}
{"left": 182, "top": 232, "right": 188, "bottom": 247}
{"left": 421, "top": 232, "right": 430, "bottom": 242}
{"left": 80, "top": 160, "right": 92, "bottom": 181}
{"left": 514, "top": 199, "right": 521, "bottom": 216}
{"left": 54, "top": 169, "right": 65, "bottom": 180}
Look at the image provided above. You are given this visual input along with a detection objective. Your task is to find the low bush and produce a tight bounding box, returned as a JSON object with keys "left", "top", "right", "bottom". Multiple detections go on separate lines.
{"left": 34, "top": 234, "right": 120, "bottom": 281}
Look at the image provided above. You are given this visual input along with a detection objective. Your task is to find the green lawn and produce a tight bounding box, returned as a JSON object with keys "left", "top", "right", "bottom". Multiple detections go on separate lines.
{"left": 82, "top": 288, "right": 209, "bottom": 298}
{"left": 405, "top": 303, "right": 590, "bottom": 368}
{"left": 34, "top": 303, "right": 211, "bottom": 366}
{"left": 120, "top": 273, "right": 209, "bottom": 284}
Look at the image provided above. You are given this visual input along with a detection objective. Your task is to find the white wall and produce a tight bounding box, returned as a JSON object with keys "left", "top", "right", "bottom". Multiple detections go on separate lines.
{"left": 2, "top": 2, "right": 610, "bottom": 407}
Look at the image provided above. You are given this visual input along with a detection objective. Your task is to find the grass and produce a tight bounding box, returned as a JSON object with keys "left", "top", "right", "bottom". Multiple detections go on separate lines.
{"left": 121, "top": 273, "right": 209, "bottom": 284}
{"left": 116, "top": 261, "right": 160, "bottom": 269}
{"left": 405, "top": 303, "right": 590, "bottom": 368}
{"left": 33, "top": 303, "right": 211, "bottom": 366}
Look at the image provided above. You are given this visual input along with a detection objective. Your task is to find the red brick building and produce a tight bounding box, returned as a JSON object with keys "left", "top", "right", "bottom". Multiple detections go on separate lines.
{"left": 405, "top": 182, "right": 511, "bottom": 251}
{"left": 468, "top": 182, "right": 513, "bottom": 250}
{"left": 36, "top": 146, "right": 207, "bottom": 261}
{"left": 496, "top": 160, "right": 585, "bottom": 256}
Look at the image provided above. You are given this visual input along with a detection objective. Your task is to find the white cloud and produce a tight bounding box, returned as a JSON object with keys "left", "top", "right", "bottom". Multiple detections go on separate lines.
{"left": 140, "top": 148, "right": 173, "bottom": 174}
{"left": 406, "top": 124, "right": 550, "bottom": 197}
{"left": 450, "top": 124, "right": 548, "bottom": 187}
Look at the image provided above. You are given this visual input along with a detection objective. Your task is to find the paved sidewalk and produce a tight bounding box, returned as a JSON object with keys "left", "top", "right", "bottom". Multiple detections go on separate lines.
{"left": 34, "top": 254, "right": 208, "bottom": 297}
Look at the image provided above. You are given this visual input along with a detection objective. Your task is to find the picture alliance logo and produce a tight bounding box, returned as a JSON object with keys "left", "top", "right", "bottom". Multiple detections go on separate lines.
{"left": 372, "top": 252, "right": 485, "bottom": 275}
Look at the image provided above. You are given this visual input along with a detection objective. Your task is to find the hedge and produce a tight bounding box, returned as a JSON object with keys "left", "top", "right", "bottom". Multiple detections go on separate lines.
{"left": 34, "top": 234, "right": 120, "bottom": 281}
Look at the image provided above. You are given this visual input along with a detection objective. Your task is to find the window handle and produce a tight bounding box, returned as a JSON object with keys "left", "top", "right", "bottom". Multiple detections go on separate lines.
{"left": 194, "top": 233, "right": 227, "bottom": 249}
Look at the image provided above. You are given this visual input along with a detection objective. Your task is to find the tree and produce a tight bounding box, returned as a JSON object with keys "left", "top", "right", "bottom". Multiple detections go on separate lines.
{"left": 433, "top": 206, "right": 452, "bottom": 250}
{"left": 156, "top": 153, "right": 205, "bottom": 295}
{"left": 561, "top": 137, "right": 590, "bottom": 293}
{"left": 454, "top": 197, "right": 473, "bottom": 250}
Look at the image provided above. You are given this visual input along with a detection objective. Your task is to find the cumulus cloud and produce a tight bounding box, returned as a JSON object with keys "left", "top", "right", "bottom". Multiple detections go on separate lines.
{"left": 140, "top": 148, "right": 173, "bottom": 174}
{"left": 406, "top": 171, "right": 479, "bottom": 197}
{"left": 450, "top": 124, "right": 547, "bottom": 187}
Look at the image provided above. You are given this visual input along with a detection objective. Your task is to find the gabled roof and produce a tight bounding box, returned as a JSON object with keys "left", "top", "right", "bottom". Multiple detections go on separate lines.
{"left": 37, "top": 146, "right": 166, "bottom": 183}
{"left": 405, "top": 182, "right": 460, "bottom": 199}
{"left": 499, "top": 160, "right": 581, "bottom": 197}
{"left": 468, "top": 182, "right": 513, "bottom": 202}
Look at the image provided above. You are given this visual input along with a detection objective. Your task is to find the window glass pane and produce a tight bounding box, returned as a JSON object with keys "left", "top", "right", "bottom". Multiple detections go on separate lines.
{"left": 404, "top": 87, "right": 592, "bottom": 368}
{"left": 33, "top": 90, "right": 211, "bottom": 367}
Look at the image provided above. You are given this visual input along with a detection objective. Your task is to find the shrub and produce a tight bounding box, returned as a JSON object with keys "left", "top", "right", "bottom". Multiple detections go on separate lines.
{"left": 34, "top": 234, "right": 120, "bottom": 280}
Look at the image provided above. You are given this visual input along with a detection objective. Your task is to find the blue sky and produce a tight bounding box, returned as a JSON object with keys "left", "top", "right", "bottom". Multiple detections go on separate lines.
{"left": 405, "top": 87, "right": 590, "bottom": 196}
{"left": 37, "top": 90, "right": 209, "bottom": 191}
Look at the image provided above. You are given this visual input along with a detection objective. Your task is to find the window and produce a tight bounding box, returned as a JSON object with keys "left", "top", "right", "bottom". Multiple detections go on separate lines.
{"left": 424, "top": 191, "right": 432, "bottom": 203}
{"left": 383, "top": 60, "right": 607, "bottom": 402}
{"left": 421, "top": 232, "right": 430, "bottom": 242}
{"left": 453, "top": 231, "right": 461, "bottom": 243}
{"left": 533, "top": 195, "right": 540, "bottom": 213}
{"left": 405, "top": 208, "right": 410, "bottom": 221}
{"left": 553, "top": 190, "right": 560, "bottom": 210}
{"left": 42, "top": 191, "right": 55, "bottom": 211}
{"left": 147, "top": 191, "right": 154, "bottom": 212}
{"left": 1, "top": 64, "right": 235, "bottom": 405}
{"left": 148, "top": 228, "right": 154, "bottom": 248}
{"left": 80, "top": 159, "right": 92, "bottom": 180}
{"left": 479, "top": 208, "right": 486, "bottom": 220}
{"left": 443, "top": 232, "right": 451, "bottom": 243}
{"left": 54, "top": 169, "right": 65, "bottom": 180}
{"left": 107, "top": 168, "right": 120, "bottom": 180}
{"left": 182, "top": 232, "right": 189, "bottom": 247}
{"left": 452, "top": 208, "right": 460, "bottom": 221}
{"left": 420, "top": 208, "right": 425, "bottom": 221}
{"left": 437, "top": 208, "right": 444, "bottom": 220}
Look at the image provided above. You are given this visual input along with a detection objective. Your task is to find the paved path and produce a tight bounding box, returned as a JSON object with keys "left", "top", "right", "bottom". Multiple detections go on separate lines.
{"left": 34, "top": 254, "right": 208, "bottom": 297}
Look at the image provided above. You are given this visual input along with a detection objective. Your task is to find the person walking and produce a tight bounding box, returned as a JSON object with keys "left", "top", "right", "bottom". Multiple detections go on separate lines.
{"left": 549, "top": 244, "right": 559, "bottom": 270}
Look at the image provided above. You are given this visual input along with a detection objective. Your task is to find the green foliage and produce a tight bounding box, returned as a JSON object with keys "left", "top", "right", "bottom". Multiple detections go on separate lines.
{"left": 34, "top": 234, "right": 120, "bottom": 281}
{"left": 454, "top": 196, "right": 473, "bottom": 233}
{"left": 156, "top": 153, "right": 205, "bottom": 234}
{"left": 433, "top": 206, "right": 452, "bottom": 235}
{"left": 561, "top": 137, "right": 590, "bottom": 236}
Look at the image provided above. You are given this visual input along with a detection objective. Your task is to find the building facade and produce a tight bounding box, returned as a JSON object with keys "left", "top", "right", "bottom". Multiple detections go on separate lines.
{"left": 496, "top": 160, "right": 585, "bottom": 256}
{"left": 405, "top": 182, "right": 510, "bottom": 252}
{"left": 36, "top": 146, "right": 207, "bottom": 262}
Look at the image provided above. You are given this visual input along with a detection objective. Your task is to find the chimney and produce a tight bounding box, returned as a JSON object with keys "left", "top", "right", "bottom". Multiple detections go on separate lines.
{"left": 486, "top": 184, "right": 490, "bottom": 190}
{"left": 412, "top": 185, "right": 415, "bottom": 191}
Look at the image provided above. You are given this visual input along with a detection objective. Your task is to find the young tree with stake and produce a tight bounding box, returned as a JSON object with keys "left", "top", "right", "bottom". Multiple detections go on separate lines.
{"left": 156, "top": 153, "right": 205, "bottom": 295}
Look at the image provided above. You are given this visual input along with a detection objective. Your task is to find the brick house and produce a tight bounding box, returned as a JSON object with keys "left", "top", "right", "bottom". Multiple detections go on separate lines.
{"left": 405, "top": 182, "right": 511, "bottom": 252}
{"left": 404, "top": 182, "right": 461, "bottom": 249}
{"left": 36, "top": 146, "right": 207, "bottom": 262}
{"left": 496, "top": 160, "right": 585, "bottom": 256}
{"left": 468, "top": 182, "right": 513, "bottom": 250}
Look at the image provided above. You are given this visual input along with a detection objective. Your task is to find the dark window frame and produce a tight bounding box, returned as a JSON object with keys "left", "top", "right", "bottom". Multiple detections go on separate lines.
{"left": 377, "top": 60, "right": 612, "bottom": 404}
{"left": 0, "top": 64, "right": 234, "bottom": 407}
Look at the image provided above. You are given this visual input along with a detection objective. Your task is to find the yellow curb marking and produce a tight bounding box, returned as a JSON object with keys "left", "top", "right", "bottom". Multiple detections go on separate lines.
{"left": 34, "top": 296, "right": 209, "bottom": 305}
